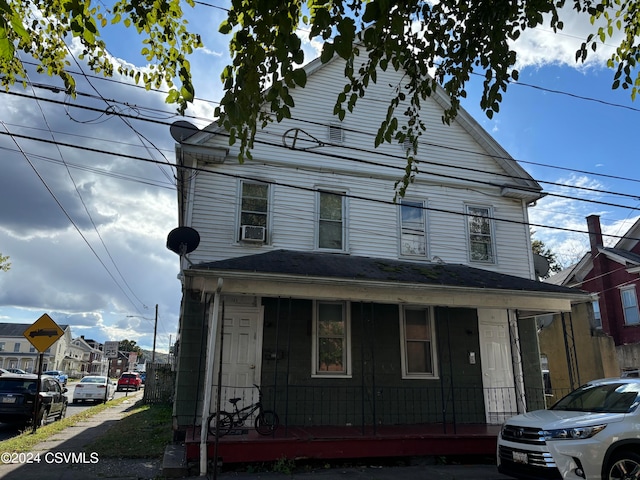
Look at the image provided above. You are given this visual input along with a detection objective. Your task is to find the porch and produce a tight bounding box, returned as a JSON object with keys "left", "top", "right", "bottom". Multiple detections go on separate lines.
{"left": 185, "top": 422, "right": 502, "bottom": 464}
{"left": 183, "top": 383, "right": 550, "bottom": 464}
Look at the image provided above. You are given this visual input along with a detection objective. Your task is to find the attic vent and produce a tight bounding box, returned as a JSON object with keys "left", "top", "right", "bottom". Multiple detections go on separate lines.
{"left": 328, "top": 124, "right": 344, "bottom": 143}
{"left": 240, "top": 225, "right": 266, "bottom": 242}
{"left": 402, "top": 137, "right": 413, "bottom": 153}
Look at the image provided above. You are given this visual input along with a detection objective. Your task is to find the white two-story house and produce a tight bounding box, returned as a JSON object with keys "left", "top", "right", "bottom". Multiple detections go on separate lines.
{"left": 170, "top": 54, "right": 589, "bottom": 465}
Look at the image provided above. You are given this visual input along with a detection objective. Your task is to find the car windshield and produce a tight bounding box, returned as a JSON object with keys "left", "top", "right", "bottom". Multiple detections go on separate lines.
{"left": 0, "top": 379, "right": 37, "bottom": 393}
{"left": 43, "top": 371, "right": 59, "bottom": 375}
{"left": 81, "top": 377, "right": 106, "bottom": 384}
{"left": 552, "top": 382, "right": 640, "bottom": 413}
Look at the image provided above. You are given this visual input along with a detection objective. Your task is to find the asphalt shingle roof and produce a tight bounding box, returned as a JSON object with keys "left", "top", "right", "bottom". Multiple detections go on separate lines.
{"left": 195, "top": 250, "right": 585, "bottom": 296}
{"left": 0, "top": 323, "right": 69, "bottom": 337}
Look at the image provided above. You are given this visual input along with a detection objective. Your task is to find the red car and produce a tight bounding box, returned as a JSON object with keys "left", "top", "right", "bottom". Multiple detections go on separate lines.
{"left": 116, "top": 372, "right": 142, "bottom": 392}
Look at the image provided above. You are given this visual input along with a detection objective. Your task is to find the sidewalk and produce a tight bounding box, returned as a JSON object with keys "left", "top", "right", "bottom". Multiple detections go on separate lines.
{"left": 0, "top": 390, "right": 162, "bottom": 479}
{"left": 0, "top": 392, "right": 511, "bottom": 479}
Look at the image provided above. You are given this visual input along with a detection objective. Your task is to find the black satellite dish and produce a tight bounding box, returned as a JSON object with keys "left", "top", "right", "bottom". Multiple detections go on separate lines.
{"left": 166, "top": 227, "right": 200, "bottom": 255}
{"left": 170, "top": 120, "right": 199, "bottom": 143}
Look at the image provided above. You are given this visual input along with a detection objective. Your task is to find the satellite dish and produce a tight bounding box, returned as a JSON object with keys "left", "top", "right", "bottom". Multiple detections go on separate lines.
{"left": 533, "top": 253, "right": 550, "bottom": 279}
{"left": 536, "top": 314, "right": 555, "bottom": 330}
{"left": 166, "top": 227, "right": 200, "bottom": 255}
{"left": 170, "top": 121, "right": 199, "bottom": 143}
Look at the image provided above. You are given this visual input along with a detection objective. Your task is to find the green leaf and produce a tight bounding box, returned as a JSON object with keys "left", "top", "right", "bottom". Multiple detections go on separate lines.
{"left": 320, "top": 42, "right": 334, "bottom": 63}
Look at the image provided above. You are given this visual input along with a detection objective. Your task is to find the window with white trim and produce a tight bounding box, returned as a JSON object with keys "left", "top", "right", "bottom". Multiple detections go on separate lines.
{"left": 239, "top": 181, "right": 269, "bottom": 242}
{"left": 466, "top": 205, "right": 495, "bottom": 263}
{"left": 13, "top": 342, "right": 19, "bottom": 353}
{"left": 621, "top": 286, "right": 640, "bottom": 325}
{"left": 312, "top": 301, "right": 351, "bottom": 377}
{"left": 400, "top": 199, "right": 427, "bottom": 257}
{"left": 399, "top": 306, "right": 437, "bottom": 378}
{"left": 318, "top": 191, "right": 344, "bottom": 250}
{"left": 592, "top": 299, "right": 602, "bottom": 329}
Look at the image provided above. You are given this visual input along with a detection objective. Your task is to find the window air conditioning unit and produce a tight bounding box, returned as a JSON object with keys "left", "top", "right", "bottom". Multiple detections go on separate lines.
{"left": 240, "top": 225, "right": 266, "bottom": 242}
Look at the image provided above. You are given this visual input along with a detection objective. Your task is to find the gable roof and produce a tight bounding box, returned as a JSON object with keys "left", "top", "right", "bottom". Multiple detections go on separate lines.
{"left": 192, "top": 250, "right": 586, "bottom": 303}
{"left": 0, "top": 323, "right": 70, "bottom": 337}
{"left": 177, "top": 53, "right": 543, "bottom": 202}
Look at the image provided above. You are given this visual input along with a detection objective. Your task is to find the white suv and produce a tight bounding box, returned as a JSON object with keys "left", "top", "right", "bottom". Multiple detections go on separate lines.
{"left": 497, "top": 377, "right": 640, "bottom": 480}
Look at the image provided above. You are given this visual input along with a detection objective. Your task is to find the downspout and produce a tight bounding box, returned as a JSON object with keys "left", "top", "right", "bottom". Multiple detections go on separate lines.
{"left": 200, "top": 278, "right": 223, "bottom": 477}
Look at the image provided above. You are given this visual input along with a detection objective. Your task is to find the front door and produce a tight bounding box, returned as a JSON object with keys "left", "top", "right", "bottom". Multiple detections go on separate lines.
{"left": 213, "top": 305, "right": 264, "bottom": 412}
{"left": 478, "top": 309, "right": 517, "bottom": 424}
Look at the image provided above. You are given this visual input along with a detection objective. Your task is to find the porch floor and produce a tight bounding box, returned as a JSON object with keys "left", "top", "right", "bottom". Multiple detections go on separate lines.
{"left": 185, "top": 423, "right": 501, "bottom": 464}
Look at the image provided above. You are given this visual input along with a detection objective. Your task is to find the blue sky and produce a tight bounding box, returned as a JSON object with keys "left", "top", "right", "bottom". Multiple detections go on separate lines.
{"left": 0, "top": 2, "right": 639, "bottom": 351}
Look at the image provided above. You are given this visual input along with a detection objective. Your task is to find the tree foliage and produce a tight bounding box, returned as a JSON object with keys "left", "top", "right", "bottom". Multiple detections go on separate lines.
{"left": 0, "top": 0, "right": 201, "bottom": 112}
{"left": 0, "top": 252, "right": 10, "bottom": 272}
{"left": 2, "top": 0, "right": 640, "bottom": 192}
{"left": 119, "top": 339, "right": 143, "bottom": 355}
{"left": 532, "top": 238, "right": 563, "bottom": 279}
{"left": 215, "top": 0, "right": 640, "bottom": 195}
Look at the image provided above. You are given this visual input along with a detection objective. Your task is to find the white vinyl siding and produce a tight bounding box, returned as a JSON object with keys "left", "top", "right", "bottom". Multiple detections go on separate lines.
{"left": 621, "top": 286, "right": 640, "bottom": 325}
{"left": 185, "top": 58, "right": 535, "bottom": 279}
{"left": 400, "top": 199, "right": 427, "bottom": 257}
{"left": 399, "top": 306, "right": 437, "bottom": 378}
{"left": 312, "top": 301, "right": 351, "bottom": 377}
{"left": 466, "top": 205, "right": 495, "bottom": 263}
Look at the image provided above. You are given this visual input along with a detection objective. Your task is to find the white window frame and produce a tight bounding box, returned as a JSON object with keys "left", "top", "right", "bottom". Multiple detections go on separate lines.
{"left": 237, "top": 180, "right": 271, "bottom": 244}
{"left": 13, "top": 342, "right": 19, "bottom": 353}
{"left": 621, "top": 286, "right": 640, "bottom": 325}
{"left": 466, "top": 204, "right": 496, "bottom": 264}
{"left": 311, "top": 301, "right": 352, "bottom": 378}
{"left": 399, "top": 199, "right": 428, "bottom": 257}
{"left": 399, "top": 306, "right": 438, "bottom": 379}
{"left": 316, "top": 190, "right": 347, "bottom": 251}
{"left": 592, "top": 299, "right": 602, "bottom": 329}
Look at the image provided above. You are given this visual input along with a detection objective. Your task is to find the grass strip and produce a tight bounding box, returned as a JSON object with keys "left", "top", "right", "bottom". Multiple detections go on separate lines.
{"left": 86, "top": 403, "right": 172, "bottom": 458}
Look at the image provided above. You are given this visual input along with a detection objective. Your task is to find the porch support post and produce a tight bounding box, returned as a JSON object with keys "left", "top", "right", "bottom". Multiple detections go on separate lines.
{"left": 200, "top": 278, "right": 223, "bottom": 477}
{"left": 509, "top": 310, "right": 527, "bottom": 414}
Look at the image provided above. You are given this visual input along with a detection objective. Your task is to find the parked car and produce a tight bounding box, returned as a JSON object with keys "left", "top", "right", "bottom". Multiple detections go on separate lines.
{"left": 43, "top": 370, "right": 68, "bottom": 386}
{"left": 117, "top": 372, "right": 142, "bottom": 392}
{"left": 6, "top": 368, "right": 27, "bottom": 375}
{"left": 497, "top": 377, "right": 640, "bottom": 480}
{"left": 72, "top": 376, "right": 115, "bottom": 403}
{"left": 0, "top": 374, "right": 68, "bottom": 427}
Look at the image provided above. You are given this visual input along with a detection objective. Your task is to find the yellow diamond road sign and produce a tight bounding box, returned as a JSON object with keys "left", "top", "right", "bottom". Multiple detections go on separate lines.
{"left": 23, "top": 314, "right": 64, "bottom": 353}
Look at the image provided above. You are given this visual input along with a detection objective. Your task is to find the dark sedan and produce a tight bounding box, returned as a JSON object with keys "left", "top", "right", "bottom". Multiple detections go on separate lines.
{"left": 0, "top": 374, "right": 68, "bottom": 427}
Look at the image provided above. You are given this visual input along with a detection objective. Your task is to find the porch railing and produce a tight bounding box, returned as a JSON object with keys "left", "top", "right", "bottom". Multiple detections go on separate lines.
{"left": 211, "top": 383, "right": 572, "bottom": 433}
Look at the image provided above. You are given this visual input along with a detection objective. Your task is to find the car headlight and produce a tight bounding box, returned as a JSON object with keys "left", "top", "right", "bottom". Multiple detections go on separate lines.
{"left": 542, "top": 424, "right": 606, "bottom": 440}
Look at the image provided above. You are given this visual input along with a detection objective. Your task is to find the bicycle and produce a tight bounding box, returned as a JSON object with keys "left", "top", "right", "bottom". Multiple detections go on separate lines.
{"left": 208, "top": 384, "right": 279, "bottom": 436}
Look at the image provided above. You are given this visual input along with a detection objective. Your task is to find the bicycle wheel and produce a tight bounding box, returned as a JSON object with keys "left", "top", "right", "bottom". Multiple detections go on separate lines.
{"left": 208, "top": 411, "right": 233, "bottom": 437}
{"left": 255, "top": 410, "right": 279, "bottom": 435}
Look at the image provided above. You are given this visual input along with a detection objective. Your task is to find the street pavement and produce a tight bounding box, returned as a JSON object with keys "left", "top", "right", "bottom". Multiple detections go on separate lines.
{"left": 0, "top": 390, "right": 511, "bottom": 479}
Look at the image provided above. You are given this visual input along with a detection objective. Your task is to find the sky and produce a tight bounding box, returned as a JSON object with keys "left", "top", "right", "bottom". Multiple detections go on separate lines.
{"left": 1, "top": 2, "right": 639, "bottom": 352}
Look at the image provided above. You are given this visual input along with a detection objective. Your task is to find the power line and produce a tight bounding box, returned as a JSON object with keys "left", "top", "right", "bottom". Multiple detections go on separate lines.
{"left": 3, "top": 126, "right": 640, "bottom": 243}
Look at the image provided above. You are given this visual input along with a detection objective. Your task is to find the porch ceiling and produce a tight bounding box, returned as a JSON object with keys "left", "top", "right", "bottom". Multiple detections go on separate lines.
{"left": 185, "top": 250, "right": 589, "bottom": 312}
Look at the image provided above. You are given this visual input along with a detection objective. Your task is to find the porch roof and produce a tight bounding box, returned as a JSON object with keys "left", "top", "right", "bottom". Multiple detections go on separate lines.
{"left": 187, "top": 250, "right": 589, "bottom": 312}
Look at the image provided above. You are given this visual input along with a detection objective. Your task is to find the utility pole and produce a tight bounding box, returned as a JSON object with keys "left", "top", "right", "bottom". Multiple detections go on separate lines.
{"left": 152, "top": 303, "right": 158, "bottom": 364}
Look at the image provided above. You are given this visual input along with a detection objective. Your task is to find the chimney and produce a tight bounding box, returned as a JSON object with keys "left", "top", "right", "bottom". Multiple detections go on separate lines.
{"left": 586, "top": 215, "right": 604, "bottom": 255}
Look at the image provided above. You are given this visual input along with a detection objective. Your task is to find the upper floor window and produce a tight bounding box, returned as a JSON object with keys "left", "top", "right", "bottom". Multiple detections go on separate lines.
{"left": 467, "top": 205, "right": 495, "bottom": 263}
{"left": 621, "top": 286, "right": 640, "bottom": 325}
{"left": 312, "top": 301, "right": 351, "bottom": 377}
{"left": 13, "top": 343, "right": 20, "bottom": 353}
{"left": 0, "top": 342, "right": 5, "bottom": 352}
{"left": 239, "top": 181, "right": 269, "bottom": 243}
{"left": 318, "top": 191, "right": 345, "bottom": 250}
{"left": 400, "top": 199, "right": 427, "bottom": 257}
{"left": 399, "top": 306, "right": 437, "bottom": 378}
{"left": 592, "top": 299, "right": 602, "bottom": 329}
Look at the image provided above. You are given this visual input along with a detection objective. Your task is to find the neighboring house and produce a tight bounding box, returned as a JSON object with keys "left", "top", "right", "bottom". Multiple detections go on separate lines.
{"left": 67, "top": 336, "right": 108, "bottom": 376}
{"left": 0, "top": 322, "right": 71, "bottom": 372}
{"left": 535, "top": 300, "right": 619, "bottom": 406}
{"left": 107, "top": 351, "right": 130, "bottom": 378}
{"left": 553, "top": 214, "right": 640, "bottom": 372}
{"left": 170, "top": 55, "right": 589, "bottom": 466}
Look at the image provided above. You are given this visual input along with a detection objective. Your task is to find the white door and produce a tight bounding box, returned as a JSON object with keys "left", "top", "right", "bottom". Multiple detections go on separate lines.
{"left": 478, "top": 309, "right": 517, "bottom": 424}
{"left": 212, "top": 306, "right": 263, "bottom": 412}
